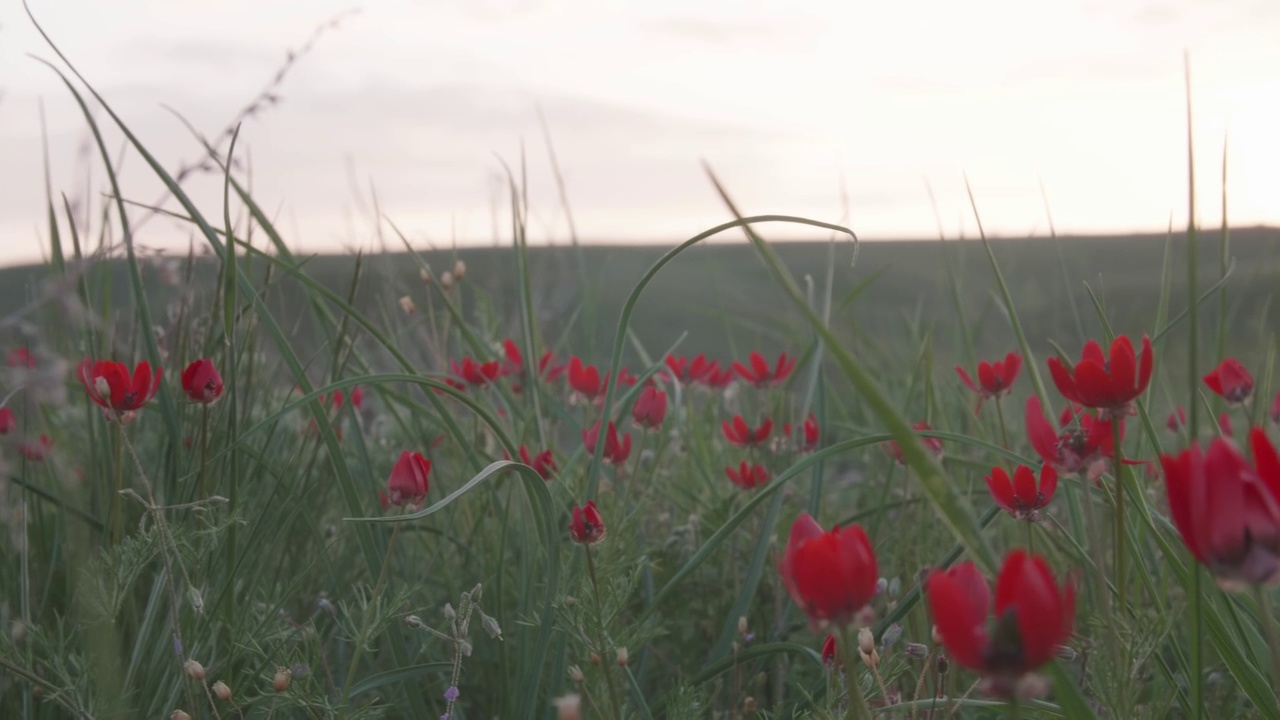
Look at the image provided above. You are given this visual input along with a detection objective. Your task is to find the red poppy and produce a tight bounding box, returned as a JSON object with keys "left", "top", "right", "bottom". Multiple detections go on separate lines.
{"left": 927, "top": 553, "right": 1074, "bottom": 697}
{"left": 986, "top": 464, "right": 1057, "bottom": 520}
{"left": 1047, "top": 335, "right": 1153, "bottom": 416}
{"left": 77, "top": 359, "right": 163, "bottom": 422}
{"left": 631, "top": 385, "right": 667, "bottom": 430}
{"left": 519, "top": 445, "right": 557, "bottom": 480}
{"left": 1203, "top": 358, "right": 1254, "bottom": 405}
{"left": 180, "top": 359, "right": 224, "bottom": 404}
{"left": 733, "top": 351, "right": 796, "bottom": 388}
{"left": 1166, "top": 407, "right": 1187, "bottom": 433}
{"left": 582, "top": 421, "right": 632, "bottom": 466}
{"left": 701, "top": 362, "right": 736, "bottom": 389}
{"left": 956, "top": 352, "right": 1022, "bottom": 413}
{"left": 784, "top": 414, "right": 820, "bottom": 452}
{"left": 725, "top": 460, "right": 770, "bottom": 490}
{"left": 18, "top": 434, "right": 53, "bottom": 462}
{"left": 722, "top": 415, "right": 773, "bottom": 447}
{"left": 821, "top": 634, "right": 838, "bottom": 668}
{"left": 451, "top": 357, "right": 502, "bottom": 387}
{"left": 0, "top": 407, "right": 14, "bottom": 435}
{"left": 7, "top": 348, "right": 35, "bottom": 368}
{"left": 1160, "top": 428, "right": 1280, "bottom": 591}
{"left": 569, "top": 501, "right": 606, "bottom": 544}
{"left": 1025, "top": 397, "right": 1134, "bottom": 480}
{"left": 779, "top": 513, "right": 878, "bottom": 629}
{"left": 663, "top": 353, "right": 716, "bottom": 384}
{"left": 502, "top": 339, "right": 565, "bottom": 385}
{"left": 885, "top": 421, "right": 944, "bottom": 465}
{"left": 385, "top": 450, "right": 431, "bottom": 508}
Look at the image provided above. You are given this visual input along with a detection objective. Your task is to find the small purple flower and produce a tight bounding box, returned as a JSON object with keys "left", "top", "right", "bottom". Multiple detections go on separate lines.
{"left": 444, "top": 685, "right": 460, "bottom": 702}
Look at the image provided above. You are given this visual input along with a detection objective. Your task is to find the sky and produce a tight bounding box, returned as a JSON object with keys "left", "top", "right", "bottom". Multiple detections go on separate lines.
{"left": 1, "top": 0, "right": 1278, "bottom": 266}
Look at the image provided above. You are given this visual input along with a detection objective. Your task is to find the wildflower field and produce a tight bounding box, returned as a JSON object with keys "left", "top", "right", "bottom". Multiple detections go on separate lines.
{"left": 8, "top": 26, "right": 1280, "bottom": 720}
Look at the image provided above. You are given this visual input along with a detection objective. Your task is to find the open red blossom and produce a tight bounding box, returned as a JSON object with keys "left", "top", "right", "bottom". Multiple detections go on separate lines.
{"left": 77, "top": 359, "right": 162, "bottom": 422}
{"left": 725, "top": 460, "right": 770, "bottom": 490}
{"left": 502, "top": 339, "right": 565, "bottom": 385}
{"left": 956, "top": 352, "right": 1022, "bottom": 413}
{"left": 632, "top": 385, "right": 667, "bottom": 429}
{"left": 1160, "top": 428, "right": 1280, "bottom": 591}
{"left": 567, "top": 357, "right": 609, "bottom": 400}
{"left": 385, "top": 450, "right": 430, "bottom": 508}
{"left": 569, "top": 501, "right": 606, "bottom": 544}
{"left": 663, "top": 353, "right": 717, "bottom": 384}
{"left": 1203, "top": 358, "right": 1254, "bottom": 405}
{"left": 0, "top": 407, "right": 14, "bottom": 435}
{"left": 451, "top": 357, "right": 502, "bottom": 387}
{"left": 986, "top": 464, "right": 1057, "bottom": 520}
{"left": 582, "top": 421, "right": 632, "bottom": 466}
{"left": 1047, "top": 335, "right": 1153, "bottom": 415}
{"left": 18, "top": 434, "right": 54, "bottom": 462}
{"left": 702, "top": 362, "right": 736, "bottom": 389}
{"left": 181, "top": 359, "right": 224, "bottom": 404}
{"left": 733, "top": 351, "right": 795, "bottom": 388}
{"left": 722, "top": 415, "right": 773, "bottom": 447}
{"left": 821, "top": 635, "right": 839, "bottom": 668}
{"left": 779, "top": 513, "right": 878, "bottom": 629}
{"left": 927, "top": 553, "right": 1074, "bottom": 696}
{"left": 8, "top": 348, "right": 35, "bottom": 368}
{"left": 1166, "top": 407, "right": 1188, "bottom": 433}
{"left": 1025, "top": 397, "right": 1135, "bottom": 480}
{"left": 885, "top": 421, "right": 944, "bottom": 465}
{"left": 519, "top": 445, "right": 557, "bottom": 480}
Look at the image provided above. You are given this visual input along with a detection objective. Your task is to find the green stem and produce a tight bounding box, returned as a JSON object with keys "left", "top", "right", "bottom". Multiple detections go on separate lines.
{"left": 1112, "top": 419, "right": 1127, "bottom": 612}
{"left": 112, "top": 421, "right": 124, "bottom": 546}
{"left": 836, "top": 626, "right": 871, "bottom": 720}
{"left": 993, "top": 397, "right": 1011, "bottom": 453}
{"left": 1025, "top": 519, "right": 1034, "bottom": 555}
{"left": 340, "top": 521, "right": 402, "bottom": 716}
{"left": 585, "top": 545, "right": 625, "bottom": 720}
{"left": 197, "top": 404, "right": 210, "bottom": 500}
{"left": 1254, "top": 586, "right": 1280, "bottom": 705}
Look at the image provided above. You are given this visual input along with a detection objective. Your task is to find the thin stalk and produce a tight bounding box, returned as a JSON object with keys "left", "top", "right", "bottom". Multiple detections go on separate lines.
{"left": 1112, "top": 419, "right": 1127, "bottom": 611}
{"left": 340, "top": 522, "right": 403, "bottom": 716}
{"left": 197, "top": 404, "right": 210, "bottom": 499}
{"left": 1185, "top": 52, "right": 1205, "bottom": 720}
{"left": 112, "top": 421, "right": 124, "bottom": 545}
{"left": 585, "top": 545, "right": 625, "bottom": 720}
{"left": 1025, "top": 520, "right": 1035, "bottom": 555}
{"left": 993, "top": 397, "right": 1011, "bottom": 453}
{"left": 837, "top": 626, "right": 871, "bottom": 720}
{"left": 1254, "top": 587, "right": 1280, "bottom": 705}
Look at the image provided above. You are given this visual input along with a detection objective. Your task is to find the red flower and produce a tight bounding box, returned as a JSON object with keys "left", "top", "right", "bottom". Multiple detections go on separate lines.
{"left": 351, "top": 386, "right": 364, "bottom": 409}
{"left": 7, "top": 348, "right": 35, "bottom": 368}
{"left": 821, "top": 635, "right": 838, "bottom": 668}
{"left": 785, "top": 414, "right": 820, "bottom": 452}
{"left": 1025, "top": 397, "right": 1132, "bottom": 480}
{"left": 722, "top": 415, "right": 773, "bottom": 447}
{"left": 385, "top": 450, "right": 431, "bottom": 508}
{"left": 451, "top": 357, "right": 501, "bottom": 387}
{"left": 1203, "top": 358, "right": 1254, "bottom": 405}
{"left": 518, "top": 445, "right": 557, "bottom": 480}
{"left": 779, "top": 514, "right": 878, "bottom": 628}
{"left": 927, "top": 553, "right": 1074, "bottom": 696}
{"left": 1047, "top": 335, "right": 1153, "bottom": 415}
{"left": 885, "top": 421, "right": 944, "bottom": 465}
{"left": 77, "top": 359, "right": 163, "bottom": 422}
{"left": 725, "top": 460, "right": 770, "bottom": 490}
{"left": 986, "top": 464, "right": 1057, "bottom": 520}
{"left": 582, "top": 421, "right": 632, "bottom": 466}
{"left": 664, "top": 353, "right": 717, "bottom": 384}
{"left": 180, "top": 359, "right": 224, "bottom": 404}
{"left": 956, "top": 352, "right": 1022, "bottom": 413}
{"left": 502, "top": 340, "right": 564, "bottom": 385}
{"left": 702, "top": 362, "right": 736, "bottom": 389}
{"left": 733, "top": 351, "right": 796, "bottom": 388}
{"left": 18, "top": 434, "right": 54, "bottom": 462}
{"left": 567, "top": 357, "right": 603, "bottom": 399}
{"left": 631, "top": 385, "right": 667, "bottom": 430}
{"left": 1166, "top": 407, "right": 1187, "bottom": 433}
{"left": 1160, "top": 428, "right": 1280, "bottom": 591}
{"left": 569, "top": 501, "right": 606, "bottom": 544}
{"left": 0, "top": 407, "right": 14, "bottom": 435}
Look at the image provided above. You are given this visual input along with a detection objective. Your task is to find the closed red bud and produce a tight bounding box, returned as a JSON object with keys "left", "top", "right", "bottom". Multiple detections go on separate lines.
{"left": 273, "top": 668, "right": 292, "bottom": 693}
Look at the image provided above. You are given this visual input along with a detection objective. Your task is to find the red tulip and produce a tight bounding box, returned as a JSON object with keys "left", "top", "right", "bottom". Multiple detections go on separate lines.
{"left": 582, "top": 421, "right": 632, "bottom": 466}
{"left": 927, "top": 553, "right": 1074, "bottom": 696}
{"left": 1203, "top": 358, "right": 1254, "bottom": 405}
{"left": 451, "top": 357, "right": 501, "bottom": 387}
{"left": 956, "top": 352, "right": 1022, "bottom": 413}
{"left": 885, "top": 421, "right": 944, "bottom": 465}
{"left": 7, "top": 348, "right": 35, "bottom": 368}
{"left": 180, "top": 359, "right": 224, "bottom": 404}
{"left": 1166, "top": 407, "right": 1187, "bottom": 433}
{"left": 1025, "top": 397, "right": 1134, "bottom": 480}
{"left": 18, "top": 434, "right": 53, "bottom": 462}
{"left": 725, "top": 460, "right": 770, "bottom": 490}
{"left": 519, "top": 445, "right": 557, "bottom": 480}
{"left": 733, "top": 351, "right": 796, "bottom": 388}
{"left": 632, "top": 385, "right": 667, "bottom": 430}
{"left": 821, "top": 635, "right": 838, "bottom": 668}
{"left": 986, "top": 464, "right": 1057, "bottom": 520}
{"left": 1160, "top": 428, "right": 1280, "bottom": 591}
{"left": 569, "top": 501, "right": 606, "bottom": 544}
{"left": 385, "top": 450, "right": 431, "bottom": 508}
{"left": 77, "top": 359, "right": 162, "bottom": 422}
{"left": 779, "top": 513, "right": 878, "bottom": 628}
{"left": 722, "top": 415, "right": 772, "bottom": 447}
{"left": 1047, "top": 335, "right": 1153, "bottom": 416}
{"left": 0, "top": 407, "right": 14, "bottom": 435}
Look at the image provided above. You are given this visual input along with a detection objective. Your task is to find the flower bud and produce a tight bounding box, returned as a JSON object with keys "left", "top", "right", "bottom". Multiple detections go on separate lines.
{"left": 554, "top": 694, "right": 582, "bottom": 720}
{"left": 905, "top": 642, "right": 929, "bottom": 659}
{"left": 10, "top": 621, "right": 26, "bottom": 644}
{"left": 1054, "top": 645, "right": 1078, "bottom": 661}
{"left": 453, "top": 259, "right": 467, "bottom": 280}
{"left": 742, "top": 697, "right": 758, "bottom": 712}
{"left": 936, "top": 654, "right": 949, "bottom": 674}
{"left": 420, "top": 267, "right": 432, "bottom": 284}
{"left": 616, "top": 647, "right": 629, "bottom": 666}
{"left": 443, "top": 603, "right": 457, "bottom": 620}
{"left": 481, "top": 612, "right": 503, "bottom": 640}
{"left": 881, "top": 622, "right": 903, "bottom": 648}
{"left": 440, "top": 271, "right": 455, "bottom": 290}
{"left": 399, "top": 296, "right": 416, "bottom": 314}
{"left": 172, "top": 711, "right": 192, "bottom": 720}
{"left": 931, "top": 624, "right": 943, "bottom": 646}
{"left": 184, "top": 659, "right": 206, "bottom": 681}
{"left": 737, "top": 616, "right": 748, "bottom": 636}
{"left": 212, "top": 681, "right": 232, "bottom": 701}
{"left": 590, "top": 652, "right": 601, "bottom": 665}
{"left": 857, "top": 627, "right": 876, "bottom": 655}
{"left": 568, "top": 665, "right": 584, "bottom": 682}
{"left": 273, "top": 667, "right": 292, "bottom": 693}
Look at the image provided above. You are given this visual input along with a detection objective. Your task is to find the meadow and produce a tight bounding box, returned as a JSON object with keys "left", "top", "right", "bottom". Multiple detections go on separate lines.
{"left": 5, "top": 30, "right": 1280, "bottom": 720}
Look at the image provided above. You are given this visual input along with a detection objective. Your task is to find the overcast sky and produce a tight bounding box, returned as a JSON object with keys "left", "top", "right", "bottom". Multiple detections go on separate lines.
{"left": 1, "top": 0, "right": 1278, "bottom": 266}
